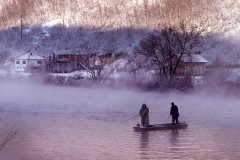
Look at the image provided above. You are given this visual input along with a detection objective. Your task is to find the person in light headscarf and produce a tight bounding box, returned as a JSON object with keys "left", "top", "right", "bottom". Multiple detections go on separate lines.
{"left": 139, "top": 103, "right": 149, "bottom": 126}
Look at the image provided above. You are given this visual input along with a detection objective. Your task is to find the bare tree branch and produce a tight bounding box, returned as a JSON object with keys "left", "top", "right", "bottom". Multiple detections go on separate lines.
{"left": 0, "top": 124, "right": 19, "bottom": 151}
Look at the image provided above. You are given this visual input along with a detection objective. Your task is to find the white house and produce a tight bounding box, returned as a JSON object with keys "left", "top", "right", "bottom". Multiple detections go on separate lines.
{"left": 15, "top": 52, "right": 46, "bottom": 72}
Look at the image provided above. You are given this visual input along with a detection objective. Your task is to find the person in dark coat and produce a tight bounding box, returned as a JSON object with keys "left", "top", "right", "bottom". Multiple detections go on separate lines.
{"left": 170, "top": 102, "right": 179, "bottom": 123}
{"left": 139, "top": 103, "right": 149, "bottom": 127}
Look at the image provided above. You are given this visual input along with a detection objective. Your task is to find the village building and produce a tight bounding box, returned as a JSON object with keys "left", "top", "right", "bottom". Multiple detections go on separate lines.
{"left": 48, "top": 54, "right": 88, "bottom": 73}
{"left": 48, "top": 53, "right": 125, "bottom": 73}
{"left": 89, "top": 53, "right": 129, "bottom": 65}
{"left": 15, "top": 52, "right": 46, "bottom": 72}
{"left": 175, "top": 54, "right": 208, "bottom": 76}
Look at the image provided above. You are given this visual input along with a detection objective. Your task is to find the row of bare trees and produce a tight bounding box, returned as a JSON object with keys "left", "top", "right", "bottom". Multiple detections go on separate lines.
{"left": 0, "top": 0, "right": 219, "bottom": 29}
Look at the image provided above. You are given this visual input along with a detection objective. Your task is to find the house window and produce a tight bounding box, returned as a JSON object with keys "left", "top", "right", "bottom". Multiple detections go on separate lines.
{"left": 16, "top": 61, "right": 20, "bottom": 64}
{"left": 23, "top": 61, "right": 26, "bottom": 64}
{"left": 64, "top": 56, "right": 68, "bottom": 58}
{"left": 37, "top": 61, "right": 42, "bottom": 64}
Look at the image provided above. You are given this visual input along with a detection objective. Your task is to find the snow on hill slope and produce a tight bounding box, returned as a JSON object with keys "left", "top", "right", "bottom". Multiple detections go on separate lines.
{"left": 201, "top": 1, "right": 240, "bottom": 65}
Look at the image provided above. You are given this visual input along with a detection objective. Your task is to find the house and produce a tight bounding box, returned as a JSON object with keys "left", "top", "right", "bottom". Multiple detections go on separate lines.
{"left": 55, "top": 54, "right": 75, "bottom": 73}
{"left": 176, "top": 54, "right": 208, "bottom": 76}
{"left": 48, "top": 54, "right": 89, "bottom": 73}
{"left": 47, "top": 53, "right": 129, "bottom": 73}
{"left": 15, "top": 52, "right": 46, "bottom": 72}
{"left": 89, "top": 53, "right": 113, "bottom": 65}
{"left": 89, "top": 53, "right": 129, "bottom": 66}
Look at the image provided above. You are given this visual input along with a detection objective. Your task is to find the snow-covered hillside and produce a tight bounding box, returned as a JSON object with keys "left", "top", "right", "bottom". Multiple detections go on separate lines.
{"left": 0, "top": 0, "right": 240, "bottom": 70}
{"left": 200, "top": 1, "right": 240, "bottom": 65}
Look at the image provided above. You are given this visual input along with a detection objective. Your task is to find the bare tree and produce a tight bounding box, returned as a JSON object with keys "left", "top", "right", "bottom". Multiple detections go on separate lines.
{"left": 81, "top": 54, "right": 119, "bottom": 85}
{"left": 172, "top": 23, "right": 202, "bottom": 76}
{"left": 134, "top": 27, "right": 174, "bottom": 81}
{"left": 0, "top": 120, "right": 19, "bottom": 151}
{"left": 135, "top": 23, "right": 201, "bottom": 90}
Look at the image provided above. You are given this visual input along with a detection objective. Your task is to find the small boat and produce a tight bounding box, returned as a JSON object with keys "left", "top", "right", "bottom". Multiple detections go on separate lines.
{"left": 133, "top": 122, "right": 188, "bottom": 131}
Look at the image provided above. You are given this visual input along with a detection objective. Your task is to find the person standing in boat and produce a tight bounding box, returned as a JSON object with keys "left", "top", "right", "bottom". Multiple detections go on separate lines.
{"left": 139, "top": 103, "right": 149, "bottom": 127}
{"left": 170, "top": 102, "right": 179, "bottom": 123}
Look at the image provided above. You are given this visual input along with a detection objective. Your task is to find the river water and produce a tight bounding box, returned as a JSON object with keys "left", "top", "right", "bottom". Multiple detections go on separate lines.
{"left": 0, "top": 82, "right": 239, "bottom": 160}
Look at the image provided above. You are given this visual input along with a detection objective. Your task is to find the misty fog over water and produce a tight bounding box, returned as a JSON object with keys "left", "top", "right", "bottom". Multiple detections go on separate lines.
{"left": 0, "top": 81, "right": 240, "bottom": 159}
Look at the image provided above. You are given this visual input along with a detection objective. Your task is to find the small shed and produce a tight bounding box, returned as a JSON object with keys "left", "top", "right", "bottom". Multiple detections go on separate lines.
{"left": 15, "top": 52, "right": 46, "bottom": 72}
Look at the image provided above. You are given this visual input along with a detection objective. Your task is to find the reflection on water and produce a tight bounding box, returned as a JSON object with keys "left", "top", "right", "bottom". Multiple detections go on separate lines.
{"left": 169, "top": 129, "right": 179, "bottom": 147}
{"left": 140, "top": 131, "right": 149, "bottom": 148}
{"left": 139, "top": 131, "right": 149, "bottom": 160}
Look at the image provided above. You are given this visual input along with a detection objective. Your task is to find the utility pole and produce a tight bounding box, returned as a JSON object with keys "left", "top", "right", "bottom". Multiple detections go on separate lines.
{"left": 20, "top": 15, "right": 23, "bottom": 40}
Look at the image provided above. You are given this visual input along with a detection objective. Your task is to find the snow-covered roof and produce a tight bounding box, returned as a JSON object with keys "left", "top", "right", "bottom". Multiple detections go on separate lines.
{"left": 181, "top": 54, "right": 208, "bottom": 63}
{"left": 15, "top": 53, "right": 46, "bottom": 60}
{"left": 113, "top": 59, "right": 128, "bottom": 68}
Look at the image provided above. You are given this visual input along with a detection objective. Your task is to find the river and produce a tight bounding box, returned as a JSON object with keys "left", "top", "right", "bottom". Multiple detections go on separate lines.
{"left": 0, "top": 82, "right": 239, "bottom": 160}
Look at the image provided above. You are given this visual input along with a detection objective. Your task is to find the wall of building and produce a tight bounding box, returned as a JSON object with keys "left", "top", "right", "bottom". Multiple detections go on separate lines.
{"left": 183, "top": 62, "right": 206, "bottom": 76}
{"left": 15, "top": 59, "right": 46, "bottom": 72}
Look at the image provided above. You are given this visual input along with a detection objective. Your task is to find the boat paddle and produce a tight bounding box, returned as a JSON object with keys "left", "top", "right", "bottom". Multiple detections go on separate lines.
{"left": 164, "top": 115, "right": 171, "bottom": 123}
{"left": 122, "top": 115, "right": 139, "bottom": 123}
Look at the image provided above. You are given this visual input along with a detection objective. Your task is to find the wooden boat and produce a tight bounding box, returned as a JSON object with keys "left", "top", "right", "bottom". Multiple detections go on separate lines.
{"left": 133, "top": 122, "right": 188, "bottom": 131}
